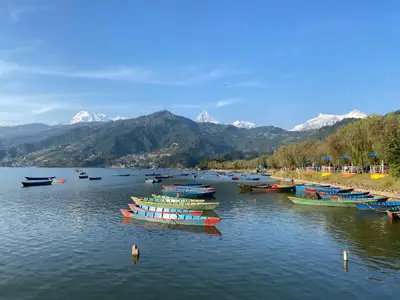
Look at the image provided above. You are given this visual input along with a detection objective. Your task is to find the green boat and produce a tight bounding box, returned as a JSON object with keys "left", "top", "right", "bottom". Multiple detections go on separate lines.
{"left": 288, "top": 196, "right": 361, "bottom": 208}
{"left": 151, "top": 194, "right": 206, "bottom": 202}
{"left": 132, "top": 197, "right": 219, "bottom": 211}
{"left": 132, "top": 196, "right": 205, "bottom": 204}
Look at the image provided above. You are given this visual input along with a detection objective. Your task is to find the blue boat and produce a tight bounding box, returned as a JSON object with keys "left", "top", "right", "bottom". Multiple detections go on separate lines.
{"left": 162, "top": 188, "right": 216, "bottom": 199}
{"left": 356, "top": 201, "right": 400, "bottom": 210}
{"left": 173, "top": 183, "right": 211, "bottom": 188}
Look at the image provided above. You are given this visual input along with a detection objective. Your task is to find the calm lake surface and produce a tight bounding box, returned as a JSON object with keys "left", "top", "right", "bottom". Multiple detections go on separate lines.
{"left": 0, "top": 168, "right": 399, "bottom": 300}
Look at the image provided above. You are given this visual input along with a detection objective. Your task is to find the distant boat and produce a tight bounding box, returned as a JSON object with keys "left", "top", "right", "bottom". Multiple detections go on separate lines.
{"left": 112, "top": 174, "right": 130, "bottom": 176}
{"left": 79, "top": 175, "right": 89, "bottom": 179}
{"left": 89, "top": 177, "right": 102, "bottom": 180}
{"left": 173, "top": 183, "right": 211, "bottom": 188}
{"left": 79, "top": 172, "right": 86, "bottom": 175}
{"left": 22, "top": 180, "right": 53, "bottom": 187}
{"left": 145, "top": 173, "right": 161, "bottom": 176}
{"left": 145, "top": 178, "right": 162, "bottom": 183}
{"left": 155, "top": 174, "right": 173, "bottom": 179}
{"left": 25, "top": 176, "right": 56, "bottom": 181}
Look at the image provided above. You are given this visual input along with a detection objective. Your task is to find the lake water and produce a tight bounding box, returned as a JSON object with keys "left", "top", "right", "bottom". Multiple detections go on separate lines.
{"left": 0, "top": 168, "right": 399, "bottom": 300}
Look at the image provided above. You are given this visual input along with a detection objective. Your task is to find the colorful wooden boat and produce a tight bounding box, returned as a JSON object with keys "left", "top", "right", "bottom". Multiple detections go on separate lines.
{"left": 251, "top": 184, "right": 295, "bottom": 193}
{"left": 162, "top": 185, "right": 215, "bottom": 192}
{"left": 22, "top": 180, "right": 53, "bottom": 187}
{"left": 304, "top": 187, "right": 354, "bottom": 194}
{"left": 25, "top": 176, "right": 56, "bottom": 180}
{"left": 387, "top": 206, "right": 400, "bottom": 220}
{"left": 132, "top": 197, "right": 219, "bottom": 211}
{"left": 288, "top": 196, "right": 369, "bottom": 208}
{"left": 79, "top": 175, "right": 89, "bottom": 179}
{"left": 151, "top": 194, "right": 207, "bottom": 202}
{"left": 315, "top": 191, "right": 371, "bottom": 198}
{"left": 321, "top": 172, "right": 331, "bottom": 177}
{"left": 120, "top": 209, "right": 221, "bottom": 227}
{"left": 356, "top": 201, "right": 400, "bottom": 210}
{"left": 132, "top": 196, "right": 205, "bottom": 204}
{"left": 128, "top": 204, "right": 203, "bottom": 216}
{"left": 161, "top": 189, "right": 215, "bottom": 198}
{"left": 89, "top": 177, "right": 102, "bottom": 180}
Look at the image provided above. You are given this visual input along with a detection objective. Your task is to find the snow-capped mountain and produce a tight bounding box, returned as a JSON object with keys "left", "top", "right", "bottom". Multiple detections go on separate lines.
{"left": 196, "top": 110, "right": 256, "bottom": 128}
{"left": 196, "top": 110, "right": 220, "bottom": 124}
{"left": 290, "top": 109, "right": 368, "bottom": 131}
{"left": 232, "top": 120, "right": 256, "bottom": 129}
{"left": 70, "top": 111, "right": 127, "bottom": 124}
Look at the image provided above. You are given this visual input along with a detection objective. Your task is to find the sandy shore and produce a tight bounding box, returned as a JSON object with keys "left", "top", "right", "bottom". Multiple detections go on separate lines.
{"left": 270, "top": 175, "right": 400, "bottom": 200}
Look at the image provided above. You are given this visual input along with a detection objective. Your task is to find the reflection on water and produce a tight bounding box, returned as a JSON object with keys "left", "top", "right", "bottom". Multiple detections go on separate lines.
{"left": 1, "top": 168, "right": 400, "bottom": 299}
{"left": 121, "top": 218, "right": 222, "bottom": 236}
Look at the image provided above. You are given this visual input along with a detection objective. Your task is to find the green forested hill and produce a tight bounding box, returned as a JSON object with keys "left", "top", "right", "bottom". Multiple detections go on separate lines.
{"left": 0, "top": 110, "right": 359, "bottom": 167}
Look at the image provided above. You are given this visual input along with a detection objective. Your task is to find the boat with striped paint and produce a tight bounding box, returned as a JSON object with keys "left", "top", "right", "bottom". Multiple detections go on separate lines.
{"left": 128, "top": 204, "right": 203, "bottom": 216}
{"left": 132, "top": 197, "right": 219, "bottom": 211}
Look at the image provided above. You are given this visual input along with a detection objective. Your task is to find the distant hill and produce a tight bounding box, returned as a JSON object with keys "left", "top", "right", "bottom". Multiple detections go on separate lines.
{"left": 0, "top": 110, "right": 364, "bottom": 167}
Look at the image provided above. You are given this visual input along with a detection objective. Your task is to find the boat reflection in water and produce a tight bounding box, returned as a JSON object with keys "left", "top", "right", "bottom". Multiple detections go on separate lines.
{"left": 121, "top": 217, "right": 222, "bottom": 236}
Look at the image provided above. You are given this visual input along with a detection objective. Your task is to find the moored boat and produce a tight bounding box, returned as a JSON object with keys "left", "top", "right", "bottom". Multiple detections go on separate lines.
{"left": 132, "top": 196, "right": 205, "bottom": 204}
{"left": 79, "top": 175, "right": 89, "bottom": 179}
{"left": 128, "top": 204, "right": 203, "bottom": 216}
{"left": 112, "top": 173, "right": 130, "bottom": 176}
{"left": 162, "top": 189, "right": 215, "bottom": 198}
{"left": 25, "top": 176, "right": 56, "bottom": 180}
{"left": 356, "top": 201, "right": 400, "bottom": 210}
{"left": 89, "top": 177, "right": 102, "bottom": 180}
{"left": 288, "top": 195, "right": 378, "bottom": 208}
{"left": 120, "top": 209, "right": 221, "bottom": 227}
{"left": 145, "top": 173, "right": 161, "bottom": 176}
{"left": 132, "top": 197, "right": 219, "bottom": 211}
{"left": 155, "top": 174, "right": 173, "bottom": 179}
{"left": 145, "top": 178, "right": 162, "bottom": 183}
{"left": 151, "top": 194, "right": 207, "bottom": 202}
{"left": 250, "top": 184, "right": 295, "bottom": 193}
{"left": 173, "top": 183, "right": 211, "bottom": 188}
{"left": 22, "top": 180, "right": 53, "bottom": 187}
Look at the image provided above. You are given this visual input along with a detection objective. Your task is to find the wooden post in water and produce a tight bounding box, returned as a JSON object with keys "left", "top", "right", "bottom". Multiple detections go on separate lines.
{"left": 343, "top": 249, "right": 349, "bottom": 261}
{"left": 344, "top": 260, "right": 348, "bottom": 272}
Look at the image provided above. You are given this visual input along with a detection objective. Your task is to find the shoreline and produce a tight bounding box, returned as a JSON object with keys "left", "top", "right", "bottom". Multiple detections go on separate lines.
{"left": 270, "top": 175, "right": 400, "bottom": 200}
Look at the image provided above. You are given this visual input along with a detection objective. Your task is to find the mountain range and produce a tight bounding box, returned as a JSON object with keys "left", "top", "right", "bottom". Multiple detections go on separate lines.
{"left": 0, "top": 110, "right": 360, "bottom": 168}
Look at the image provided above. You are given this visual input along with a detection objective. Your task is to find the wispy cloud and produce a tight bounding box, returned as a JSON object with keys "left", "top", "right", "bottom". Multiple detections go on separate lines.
{"left": 234, "top": 80, "right": 269, "bottom": 89}
{"left": 215, "top": 99, "right": 237, "bottom": 107}
{"left": 0, "top": 60, "right": 246, "bottom": 86}
{"left": 9, "top": 4, "right": 49, "bottom": 21}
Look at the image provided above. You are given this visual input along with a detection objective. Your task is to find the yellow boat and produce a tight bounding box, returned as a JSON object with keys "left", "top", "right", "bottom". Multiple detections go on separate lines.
{"left": 370, "top": 173, "right": 388, "bottom": 179}
{"left": 321, "top": 172, "right": 331, "bottom": 177}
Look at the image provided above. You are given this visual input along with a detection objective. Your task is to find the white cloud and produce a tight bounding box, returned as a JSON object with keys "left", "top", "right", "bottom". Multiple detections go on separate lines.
{"left": 9, "top": 4, "right": 49, "bottom": 21}
{"left": 215, "top": 99, "right": 237, "bottom": 107}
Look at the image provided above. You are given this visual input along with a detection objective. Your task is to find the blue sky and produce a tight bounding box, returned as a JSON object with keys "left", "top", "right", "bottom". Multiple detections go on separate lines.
{"left": 0, "top": 0, "right": 399, "bottom": 128}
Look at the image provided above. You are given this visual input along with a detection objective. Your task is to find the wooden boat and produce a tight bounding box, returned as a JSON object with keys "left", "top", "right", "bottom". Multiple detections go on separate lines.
{"left": 112, "top": 173, "right": 130, "bottom": 176}
{"left": 387, "top": 206, "right": 400, "bottom": 220}
{"left": 120, "top": 209, "right": 221, "bottom": 227}
{"left": 132, "top": 197, "right": 219, "bottom": 211}
{"left": 145, "top": 173, "right": 161, "bottom": 176}
{"left": 288, "top": 196, "right": 364, "bottom": 208}
{"left": 356, "top": 201, "right": 400, "bottom": 210}
{"left": 22, "top": 180, "right": 53, "bottom": 187}
{"left": 250, "top": 184, "right": 295, "bottom": 193}
{"left": 79, "top": 175, "right": 89, "bottom": 179}
{"left": 162, "top": 185, "right": 215, "bottom": 192}
{"left": 145, "top": 178, "right": 162, "bottom": 183}
{"left": 79, "top": 172, "right": 86, "bottom": 175}
{"left": 89, "top": 177, "right": 102, "bottom": 180}
{"left": 179, "top": 173, "right": 190, "bottom": 176}
{"left": 53, "top": 179, "right": 65, "bottom": 184}
{"left": 342, "top": 173, "right": 356, "bottom": 178}
{"left": 132, "top": 196, "right": 205, "bottom": 204}
{"left": 162, "top": 189, "right": 216, "bottom": 198}
{"left": 248, "top": 177, "right": 260, "bottom": 181}
{"left": 304, "top": 187, "right": 354, "bottom": 194}
{"left": 371, "top": 173, "right": 388, "bottom": 180}
{"left": 321, "top": 172, "right": 331, "bottom": 177}
{"left": 315, "top": 191, "right": 371, "bottom": 198}
{"left": 151, "top": 194, "right": 207, "bottom": 202}
{"left": 128, "top": 204, "right": 203, "bottom": 216}
{"left": 155, "top": 174, "right": 173, "bottom": 179}
{"left": 25, "top": 176, "right": 56, "bottom": 180}
{"left": 172, "top": 183, "right": 211, "bottom": 188}
{"left": 238, "top": 184, "right": 265, "bottom": 192}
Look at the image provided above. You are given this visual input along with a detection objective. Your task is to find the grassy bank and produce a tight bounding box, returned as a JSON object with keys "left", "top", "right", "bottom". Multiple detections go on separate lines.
{"left": 271, "top": 170, "right": 400, "bottom": 199}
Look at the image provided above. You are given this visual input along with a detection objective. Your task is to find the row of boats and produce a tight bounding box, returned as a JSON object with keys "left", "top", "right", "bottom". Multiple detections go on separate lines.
{"left": 238, "top": 182, "right": 400, "bottom": 220}
{"left": 120, "top": 184, "right": 221, "bottom": 227}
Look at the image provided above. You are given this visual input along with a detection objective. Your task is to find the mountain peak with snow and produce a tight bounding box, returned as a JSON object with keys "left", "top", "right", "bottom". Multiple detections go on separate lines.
{"left": 232, "top": 120, "right": 256, "bottom": 129}
{"left": 70, "top": 111, "right": 127, "bottom": 124}
{"left": 196, "top": 110, "right": 220, "bottom": 124}
{"left": 290, "top": 109, "right": 368, "bottom": 131}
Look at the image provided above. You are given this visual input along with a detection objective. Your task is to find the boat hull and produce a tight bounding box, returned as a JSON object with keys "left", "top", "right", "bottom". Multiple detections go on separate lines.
{"left": 162, "top": 190, "right": 215, "bottom": 198}
{"left": 22, "top": 180, "right": 52, "bottom": 187}
{"left": 79, "top": 175, "right": 89, "bottom": 179}
{"left": 356, "top": 201, "right": 400, "bottom": 210}
{"left": 132, "top": 198, "right": 219, "bottom": 211}
{"left": 151, "top": 194, "right": 205, "bottom": 202}
{"left": 120, "top": 209, "right": 220, "bottom": 226}
{"left": 288, "top": 196, "right": 357, "bottom": 207}
{"left": 89, "top": 177, "right": 102, "bottom": 180}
